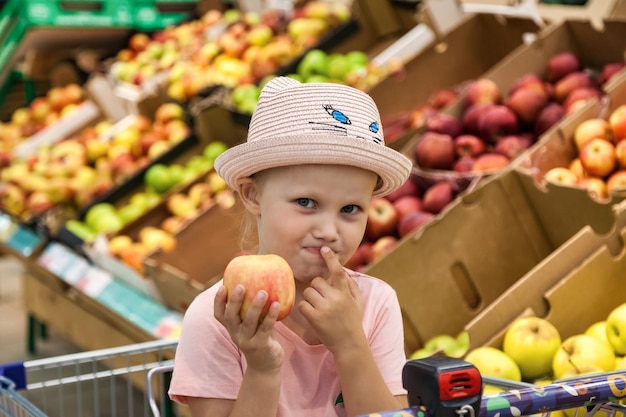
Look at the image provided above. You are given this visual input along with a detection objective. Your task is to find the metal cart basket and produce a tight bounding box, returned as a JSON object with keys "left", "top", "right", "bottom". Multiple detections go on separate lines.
{"left": 0, "top": 339, "right": 179, "bottom": 417}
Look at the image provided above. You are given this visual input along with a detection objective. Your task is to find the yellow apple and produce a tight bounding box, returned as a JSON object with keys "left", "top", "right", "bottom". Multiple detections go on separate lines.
{"left": 584, "top": 321, "right": 610, "bottom": 346}
{"left": 552, "top": 335, "right": 616, "bottom": 380}
{"left": 464, "top": 347, "right": 522, "bottom": 381}
{"left": 606, "top": 303, "right": 626, "bottom": 355}
{"left": 503, "top": 316, "right": 562, "bottom": 381}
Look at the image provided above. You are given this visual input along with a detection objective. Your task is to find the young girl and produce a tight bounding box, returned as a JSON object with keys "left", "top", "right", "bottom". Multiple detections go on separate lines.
{"left": 169, "top": 76, "right": 413, "bottom": 417}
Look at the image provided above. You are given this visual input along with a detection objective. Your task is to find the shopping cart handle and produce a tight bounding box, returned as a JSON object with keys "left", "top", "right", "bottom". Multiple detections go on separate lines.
{"left": 357, "top": 407, "right": 422, "bottom": 417}
{"left": 0, "top": 362, "right": 26, "bottom": 390}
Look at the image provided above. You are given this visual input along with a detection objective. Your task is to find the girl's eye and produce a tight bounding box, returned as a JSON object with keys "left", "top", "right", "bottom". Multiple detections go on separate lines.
{"left": 341, "top": 205, "right": 360, "bottom": 214}
{"left": 296, "top": 198, "right": 314, "bottom": 208}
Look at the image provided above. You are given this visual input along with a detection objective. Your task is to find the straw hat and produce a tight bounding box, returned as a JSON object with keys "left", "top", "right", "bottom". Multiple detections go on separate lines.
{"left": 214, "top": 77, "right": 412, "bottom": 197}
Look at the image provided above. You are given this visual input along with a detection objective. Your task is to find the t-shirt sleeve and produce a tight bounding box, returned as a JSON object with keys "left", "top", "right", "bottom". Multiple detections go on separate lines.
{"left": 168, "top": 282, "right": 244, "bottom": 404}
{"left": 363, "top": 279, "right": 408, "bottom": 396}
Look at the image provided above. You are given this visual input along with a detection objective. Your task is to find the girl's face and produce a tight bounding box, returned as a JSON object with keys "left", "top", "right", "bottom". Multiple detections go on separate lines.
{"left": 249, "top": 164, "right": 377, "bottom": 283}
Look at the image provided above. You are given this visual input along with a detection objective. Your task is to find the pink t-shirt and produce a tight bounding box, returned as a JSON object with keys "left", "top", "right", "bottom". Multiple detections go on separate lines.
{"left": 169, "top": 269, "right": 407, "bottom": 416}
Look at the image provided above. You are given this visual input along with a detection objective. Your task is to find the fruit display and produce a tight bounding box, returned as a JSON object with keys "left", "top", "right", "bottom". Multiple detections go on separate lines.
{"left": 110, "top": 1, "right": 353, "bottom": 102}
{"left": 229, "top": 48, "right": 397, "bottom": 115}
{"left": 409, "top": 53, "right": 625, "bottom": 176}
{"left": 0, "top": 102, "right": 193, "bottom": 222}
{"left": 0, "top": 84, "right": 87, "bottom": 166}
{"left": 64, "top": 141, "right": 233, "bottom": 273}
{"left": 346, "top": 175, "right": 465, "bottom": 271}
{"left": 409, "top": 331, "right": 470, "bottom": 359}
{"left": 223, "top": 253, "right": 296, "bottom": 321}
{"left": 541, "top": 104, "right": 626, "bottom": 200}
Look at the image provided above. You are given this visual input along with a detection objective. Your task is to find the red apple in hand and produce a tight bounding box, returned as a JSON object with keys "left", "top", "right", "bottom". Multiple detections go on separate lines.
{"left": 223, "top": 254, "right": 296, "bottom": 321}
{"left": 365, "top": 198, "right": 399, "bottom": 241}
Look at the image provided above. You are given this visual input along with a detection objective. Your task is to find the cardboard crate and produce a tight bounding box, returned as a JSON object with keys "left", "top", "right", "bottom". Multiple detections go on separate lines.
{"left": 536, "top": 0, "right": 620, "bottom": 30}
{"left": 364, "top": 163, "right": 622, "bottom": 355}
{"left": 465, "top": 197, "right": 626, "bottom": 351}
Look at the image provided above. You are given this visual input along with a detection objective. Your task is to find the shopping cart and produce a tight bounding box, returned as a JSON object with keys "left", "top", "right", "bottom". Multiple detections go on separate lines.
{"left": 0, "top": 339, "right": 179, "bottom": 417}
{"left": 357, "top": 356, "right": 626, "bottom": 417}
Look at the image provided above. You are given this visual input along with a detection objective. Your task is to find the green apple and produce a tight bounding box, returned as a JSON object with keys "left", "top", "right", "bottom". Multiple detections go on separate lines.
{"left": 297, "top": 49, "right": 329, "bottom": 79}
{"left": 464, "top": 346, "right": 522, "bottom": 381}
{"left": 91, "top": 211, "right": 124, "bottom": 234}
{"left": 552, "top": 335, "right": 616, "bottom": 380}
{"left": 65, "top": 219, "right": 97, "bottom": 243}
{"left": 203, "top": 141, "right": 228, "bottom": 163}
{"left": 232, "top": 84, "right": 260, "bottom": 108}
{"left": 144, "top": 164, "right": 173, "bottom": 194}
{"left": 584, "top": 320, "right": 610, "bottom": 346}
{"left": 424, "top": 334, "right": 458, "bottom": 355}
{"left": 502, "top": 316, "right": 562, "bottom": 381}
{"left": 85, "top": 202, "right": 117, "bottom": 229}
{"left": 118, "top": 204, "right": 145, "bottom": 224}
{"left": 346, "top": 50, "right": 369, "bottom": 70}
{"left": 327, "top": 53, "right": 352, "bottom": 82}
{"left": 409, "top": 348, "right": 432, "bottom": 360}
{"left": 606, "top": 303, "right": 626, "bottom": 355}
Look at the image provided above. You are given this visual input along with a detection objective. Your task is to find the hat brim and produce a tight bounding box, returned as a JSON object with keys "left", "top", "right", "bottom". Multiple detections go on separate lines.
{"left": 215, "top": 135, "right": 412, "bottom": 198}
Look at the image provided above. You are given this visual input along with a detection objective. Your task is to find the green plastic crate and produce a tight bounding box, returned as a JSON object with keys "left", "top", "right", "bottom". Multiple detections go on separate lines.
{"left": 19, "top": 0, "right": 135, "bottom": 28}
{"left": 130, "top": 0, "right": 196, "bottom": 31}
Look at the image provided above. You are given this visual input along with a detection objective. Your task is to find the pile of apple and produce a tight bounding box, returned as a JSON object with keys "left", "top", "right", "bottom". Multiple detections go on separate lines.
{"left": 110, "top": 1, "right": 352, "bottom": 102}
{"left": 229, "top": 48, "right": 390, "bottom": 115}
{"left": 463, "top": 304, "right": 626, "bottom": 391}
{"left": 0, "top": 102, "right": 192, "bottom": 221}
{"left": 346, "top": 176, "right": 462, "bottom": 270}
{"left": 411, "top": 53, "right": 625, "bottom": 176}
{"left": 409, "top": 331, "right": 470, "bottom": 359}
{"left": 542, "top": 104, "right": 626, "bottom": 200}
{"left": 0, "top": 84, "right": 86, "bottom": 167}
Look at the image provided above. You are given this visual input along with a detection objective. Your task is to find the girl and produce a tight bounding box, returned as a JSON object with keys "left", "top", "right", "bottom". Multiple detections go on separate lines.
{"left": 169, "top": 76, "right": 413, "bottom": 417}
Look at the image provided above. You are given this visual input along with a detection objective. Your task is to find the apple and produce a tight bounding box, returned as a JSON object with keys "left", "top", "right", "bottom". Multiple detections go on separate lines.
{"left": 568, "top": 158, "right": 587, "bottom": 179}
{"left": 203, "top": 141, "right": 229, "bottom": 163}
{"left": 397, "top": 210, "right": 434, "bottom": 238}
{"left": 222, "top": 254, "right": 295, "bottom": 321}
{"left": 427, "top": 89, "right": 458, "bottom": 110}
{"left": 534, "top": 102, "right": 565, "bottom": 138}
{"left": 25, "top": 190, "right": 55, "bottom": 215}
{"left": 563, "top": 87, "right": 601, "bottom": 113}
{"left": 108, "top": 235, "right": 134, "bottom": 257}
{"left": 574, "top": 118, "right": 611, "bottom": 150}
{"left": 453, "top": 156, "right": 475, "bottom": 173}
{"left": 345, "top": 242, "right": 373, "bottom": 270}
{"left": 370, "top": 235, "right": 398, "bottom": 262}
{"left": 546, "top": 52, "right": 581, "bottom": 83}
{"left": 610, "top": 104, "right": 626, "bottom": 144}
{"left": 422, "top": 181, "right": 456, "bottom": 214}
{"left": 463, "top": 103, "right": 495, "bottom": 135}
{"left": 392, "top": 196, "right": 423, "bottom": 220}
{"left": 506, "top": 87, "right": 548, "bottom": 126}
{"left": 454, "top": 134, "right": 486, "bottom": 158}
{"left": 414, "top": 132, "right": 455, "bottom": 170}
{"left": 584, "top": 321, "right": 610, "bottom": 346}
{"left": 554, "top": 72, "right": 596, "bottom": 103}
{"left": 471, "top": 153, "right": 509, "bottom": 172}
{"left": 144, "top": 164, "right": 173, "bottom": 194}
{"left": 579, "top": 138, "right": 616, "bottom": 178}
{"left": 465, "top": 78, "right": 501, "bottom": 106}
{"left": 423, "top": 334, "right": 458, "bottom": 355}
{"left": 509, "top": 73, "right": 548, "bottom": 98}
{"left": 385, "top": 178, "right": 420, "bottom": 203}
{"left": 607, "top": 169, "right": 626, "bottom": 192}
{"left": 425, "top": 112, "right": 463, "bottom": 138}
{"left": 599, "top": 62, "right": 626, "bottom": 86}
{"left": 139, "top": 226, "right": 177, "bottom": 253}
{"left": 166, "top": 193, "right": 199, "bottom": 219}
{"left": 502, "top": 316, "right": 562, "bottom": 380}
{"left": 552, "top": 334, "right": 616, "bottom": 380}
{"left": 364, "top": 198, "right": 398, "bottom": 241}
{"left": 578, "top": 177, "right": 608, "bottom": 200}
{"left": 464, "top": 346, "right": 522, "bottom": 381}
{"left": 494, "top": 135, "right": 531, "bottom": 160}
{"left": 606, "top": 303, "right": 626, "bottom": 355}
{"left": 478, "top": 105, "right": 519, "bottom": 143}
{"left": 0, "top": 184, "right": 26, "bottom": 215}
{"left": 544, "top": 167, "right": 579, "bottom": 186}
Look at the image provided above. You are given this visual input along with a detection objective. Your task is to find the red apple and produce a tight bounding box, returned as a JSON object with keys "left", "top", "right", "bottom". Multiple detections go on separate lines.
{"left": 568, "top": 158, "right": 587, "bottom": 179}
{"left": 345, "top": 242, "right": 374, "bottom": 270}
{"left": 534, "top": 102, "right": 565, "bottom": 138}
{"left": 414, "top": 132, "right": 455, "bottom": 170}
{"left": 563, "top": 87, "right": 602, "bottom": 113}
{"left": 472, "top": 153, "right": 510, "bottom": 172}
{"left": 553, "top": 71, "right": 596, "bottom": 103}
{"left": 385, "top": 178, "right": 420, "bottom": 203}
{"left": 371, "top": 236, "right": 398, "bottom": 263}
{"left": 607, "top": 170, "right": 626, "bottom": 191}
{"left": 365, "top": 198, "right": 399, "bottom": 241}
{"left": 609, "top": 104, "right": 626, "bottom": 144}
{"left": 397, "top": 210, "right": 434, "bottom": 238}
{"left": 599, "top": 62, "right": 626, "bottom": 86}
{"left": 454, "top": 134, "right": 486, "bottom": 158}
{"left": 544, "top": 167, "right": 579, "bottom": 186}
{"left": 463, "top": 103, "right": 495, "bottom": 135}
{"left": 478, "top": 105, "right": 519, "bottom": 143}
{"left": 614, "top": 138, "right": 626, "bottom": 168}
{"left": 546, "top": 52, "right": 581, "bottom": 83}
{"left": 509, "top": 73, "right": 549, "bottom": 98}
{"left": 222, "top": 254, "right": 295, "bottom": 321}
{"left": 505, "top": 87, "right": 548, "bottom": 126}
{"left": 427, "top": 89, "right": 459, "bottom": 110}
{"left": 574, "top": 118, "right": 611, "bottom": 151}
{"left": 393, "top": 196, "right": 423, "bottom": 219}
{"left": 25, "top": 190, "right": 55, "bottom": 214}
{"left": 466, "top": 78, "right": 501, "bottom": 106}
{"left": 494, "top": 135, "right": 531, "bottom": 160}
{"left": 426, "top": 112, "right": 463, "bottom": 138}
{"left": 453, "top": 156, "right": 475, "bottom": 173}
{"left": 422, "top": 181, "right": 456, "bottom": 214}
{"left": 579, "top": 138, "right": 616, "bottom": 178}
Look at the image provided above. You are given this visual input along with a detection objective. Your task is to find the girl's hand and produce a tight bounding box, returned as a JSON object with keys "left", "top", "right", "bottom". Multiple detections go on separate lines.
{"left": 299, "top": 246, "right": 365, "bottom": 353}
{"left": 214, "top": 284, "right": 284, "bottom": 372}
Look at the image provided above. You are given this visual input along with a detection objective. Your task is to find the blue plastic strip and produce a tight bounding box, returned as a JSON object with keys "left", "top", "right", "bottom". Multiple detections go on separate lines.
{"left": 0, "top": 362, "right": 27, "bottom": 390}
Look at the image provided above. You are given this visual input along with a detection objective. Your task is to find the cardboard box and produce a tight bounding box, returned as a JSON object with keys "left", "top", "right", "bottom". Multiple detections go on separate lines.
{"left": 465, "top": 197, "right": 626, "bottom": 350}
{"left": 536, "top": 0, "right": 619, "bottom": 30}
{"left": 364, "top": 163, "right": 623, "bottom": 355}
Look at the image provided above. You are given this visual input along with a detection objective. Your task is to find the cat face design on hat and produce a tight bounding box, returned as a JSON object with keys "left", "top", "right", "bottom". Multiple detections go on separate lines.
{"left": 310, "top": 104, "right": 383, "bottom": 145}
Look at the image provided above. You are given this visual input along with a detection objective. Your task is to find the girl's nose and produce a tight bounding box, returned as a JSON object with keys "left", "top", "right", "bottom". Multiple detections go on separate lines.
{"left": 312, "top": 216, "right": 339, "bottom": 242}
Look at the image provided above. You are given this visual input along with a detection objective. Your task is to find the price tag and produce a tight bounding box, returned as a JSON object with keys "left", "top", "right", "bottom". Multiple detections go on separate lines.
{"left": 0, "top": 213, "right": 43, "bottom": 257}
